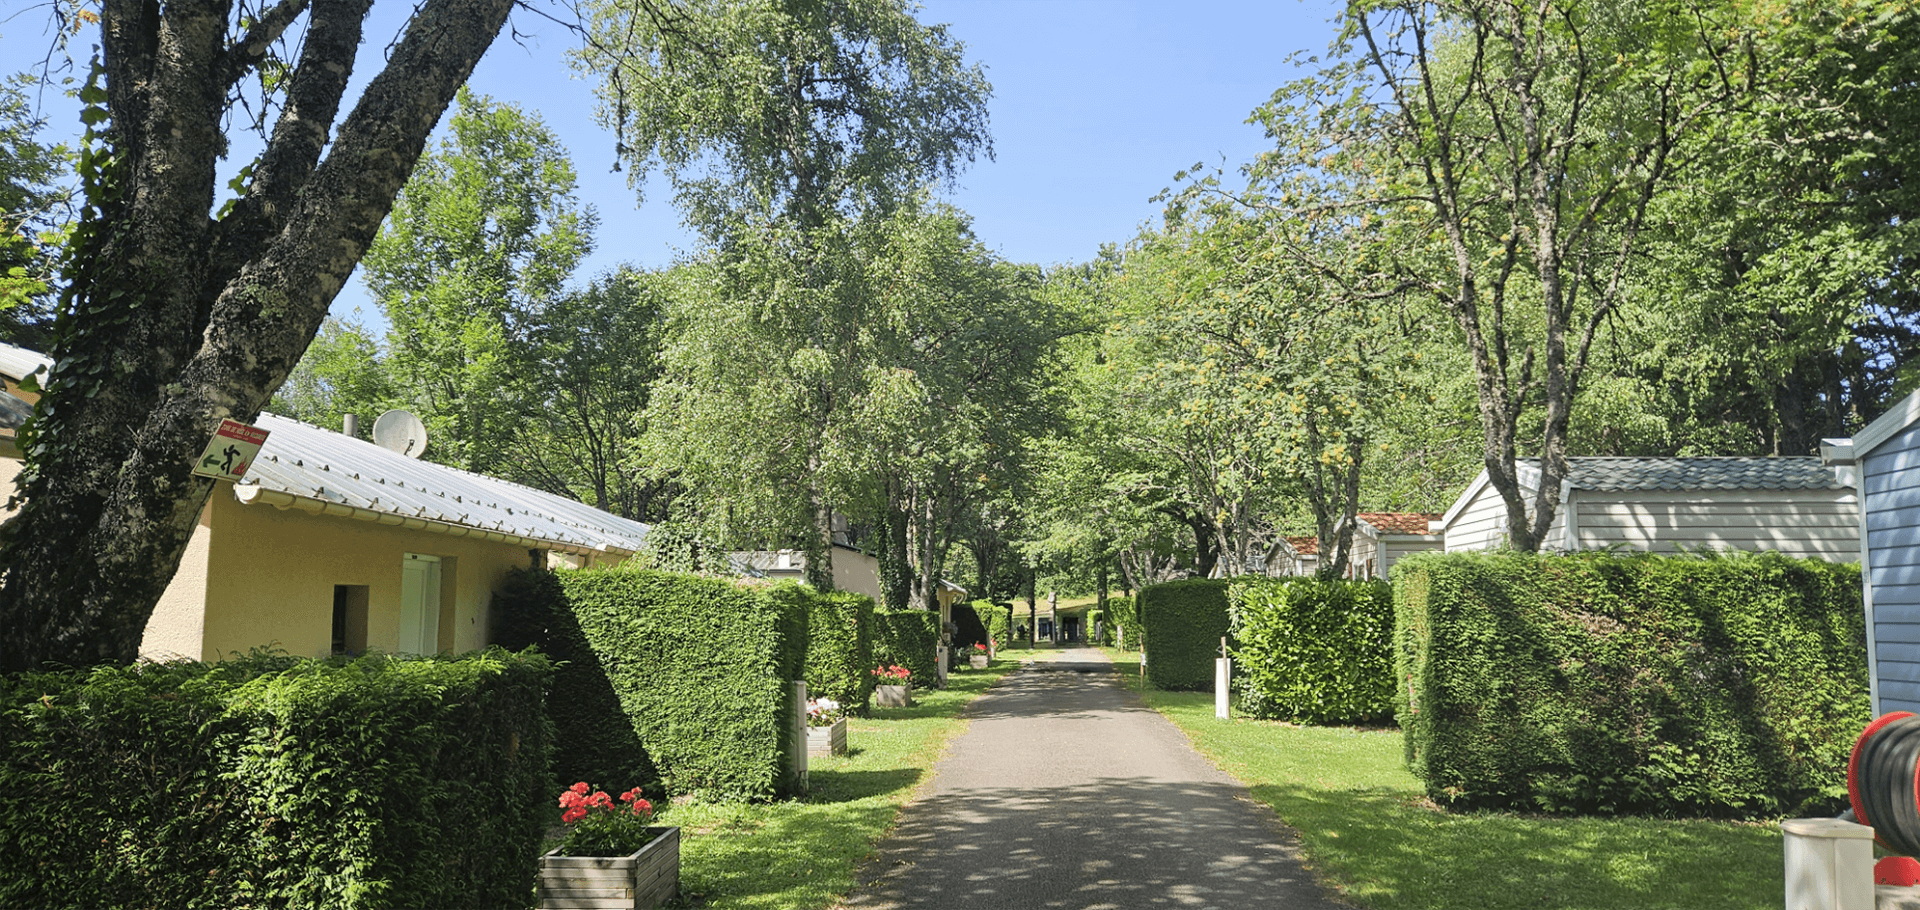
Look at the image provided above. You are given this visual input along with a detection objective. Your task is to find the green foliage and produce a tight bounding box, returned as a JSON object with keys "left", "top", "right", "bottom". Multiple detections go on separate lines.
{"left": 362, "top": 87, "right": 595, "bottom": 476}
{"left": 1139, "top": 579, "right": 1231, "bottom": 691}
{"left": 1394, "top": 551, "right": 1869, "bottom": 817}
{"left": 1086, "top": 608, "right": 1108, "bottom": 645}
{"left": 971, "top": 600, "right": 1011, "bottom": 651}
{"left": 805, "top": 591, "right": 877, "bottom": 714}
{"left": 491, "top": 567, "right": 656, "bottom": 793}
{"left": 950, "top": 599, "right": 989, "bottom": 650}
{"left": 1105, "top": 595, "right": 1141, "bottom": 650}
{"left": 1229, "top": 576, "right": 1395, "bottom": 724}
{"left": 0, "top": 71, "right": 71, "bottom": 347}
{"left": 0, "top": 649, "right": 553, "bottom": 910}
{"left": 553, "top": 569, "right": 810, "bottom": 800}
{"left": 873, "top": 609, "right": 940, "bottom": 686}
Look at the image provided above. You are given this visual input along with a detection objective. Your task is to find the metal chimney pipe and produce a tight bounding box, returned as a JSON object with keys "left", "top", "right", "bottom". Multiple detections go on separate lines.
{"left": 343, "top": 413, "right": 359, "bottom": 438}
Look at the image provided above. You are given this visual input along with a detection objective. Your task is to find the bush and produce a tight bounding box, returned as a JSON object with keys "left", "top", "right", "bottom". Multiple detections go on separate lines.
{"left": 805, "top": 591, "right": 876, "bottom": 714}
{"left": 1395, "top": 550, "right": 1869, "bottom": 818}
{"left": 1140, "top": 579, "right": 1231, "bottom": 691}
{"left": 951, "top": 599, "right": 990, "bottom": 651}
{"left": 974, "top": 601, "right": 1011, "bottom": 652}
{"left": 557, "top": 569, "right": 810, "bottom": 800}
{"left": 874, "top": 608, "right": 940, "bottom": 686}
{"left": 493, "top": 567, "right": 654, "bottom": 793}
{"left": 1229, "top": 576, "right": 1395, "bottom": 724}
{"left": 1105, "top": 595, "right": 1140, "bottom": 650}
{"left": 0, "top": 649, "right": 553, "bottom": 910}
{"left": 1087, "top": 608, "right": 1107, "bottom": 645}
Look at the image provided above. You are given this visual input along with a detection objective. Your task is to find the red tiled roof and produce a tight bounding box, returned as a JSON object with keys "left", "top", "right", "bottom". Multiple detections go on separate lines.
{"left": 1285, "top": 535, "right": 1318, "bottom": 556}
{"left": 1356, "top": 512, "right": 1441, "bottom": 535}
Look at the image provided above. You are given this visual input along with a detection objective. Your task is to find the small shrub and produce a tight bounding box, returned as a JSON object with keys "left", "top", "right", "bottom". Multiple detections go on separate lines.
{"left": 1140, "top": 579, "right": 1231, "bottom": 691}
{"left": 1229, "top": 576, "right": 1395, "bottom": 724}
{"left": 951, "top": 599, "right": 990, "bottom": 651}
{"left": 970, "top": 600, "right": 1011, "bottom": 652}
{"left": 1106, "top": 595, "right": 1140, "bottom": 649}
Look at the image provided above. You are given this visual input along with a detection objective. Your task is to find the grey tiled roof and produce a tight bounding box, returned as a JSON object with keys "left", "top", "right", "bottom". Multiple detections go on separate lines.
{"left": 1523, "top": 456, "right": 1846, "bottom": 492}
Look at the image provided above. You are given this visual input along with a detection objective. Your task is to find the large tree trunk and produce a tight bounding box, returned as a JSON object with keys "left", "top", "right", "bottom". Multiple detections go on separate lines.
{"left": 0, "top": 0, "right": 515, "bottom": 671}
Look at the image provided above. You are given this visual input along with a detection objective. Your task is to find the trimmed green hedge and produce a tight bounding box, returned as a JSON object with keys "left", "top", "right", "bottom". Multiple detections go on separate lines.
{"left": 1087, "top": 608, "right": 1107, "bottom": 645}
{"left": 493, "top": 567, "right": 654, "bottom": 793}
{"left": 1229, "top": 576, "right": 1395, "bottom": 724}
{"left": 951, "top": 599, "right": 990, "bottom": 651}
{"left": 1395, "top": 551, "right": 1869, "bottom": 817}
{"left": 972, "top": 601, "right": 1011, "bottom": 652}
{"left": 0, "top": 649, "right": 553, "bottom": 910}
{"left": 1105, "top": 595, "right": 1140, "bottom": 650}
{"left": 874, "top": 609, "right": 940, "bottom": 686}
{"left": 1140, "top": 579, "right": 1231, "bottom": 691}
{"left": 805, "top": 591, "right": 876, "bottom": 714}
{"left": 553, "top": 569, "right": 810, "bottom": 800}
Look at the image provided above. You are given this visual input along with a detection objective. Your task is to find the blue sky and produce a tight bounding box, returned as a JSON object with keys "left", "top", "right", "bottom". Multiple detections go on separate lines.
{"left": 3, "top": 1, "right": 1343, "bottom": 324}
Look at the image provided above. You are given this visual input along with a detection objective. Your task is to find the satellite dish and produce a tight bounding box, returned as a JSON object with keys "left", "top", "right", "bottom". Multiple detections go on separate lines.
{"left": 372, "top": 409, "right": 429, "bottom": 459}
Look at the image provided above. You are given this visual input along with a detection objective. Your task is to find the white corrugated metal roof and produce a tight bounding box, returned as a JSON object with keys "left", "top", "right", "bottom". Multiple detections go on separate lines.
{"left": 234, "top": 412, "right": 649, "bottom": 556}
{"left": 0, "top": 341, "right": 51, "bottom": 384}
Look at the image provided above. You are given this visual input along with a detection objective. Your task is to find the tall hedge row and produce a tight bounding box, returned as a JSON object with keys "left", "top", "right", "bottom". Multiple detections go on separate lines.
{"left": 552, "top": 570, "right": 810, "bottom": 799}
{"left": 1140, "top": 579, "right": 1231, "bottom": 691}
{"left": 874, "top": 608, "right": 940, "bottom": 685}
{"left": 492, "top": 567, "right": 655, "bottom": 793}
{"left": 951, "top": 599, "right": 990, "bottom": 651}
{"left": 970, "top": 601, "right": 1012, "bottom": 652}
{"left": 0, "top": 650, "right": 554, "bottom": 910}
{"left": 805, "top": 591, "right": 876, "bottom": 713}
{"left": 1106, "top": 595, "right": 1140, "bottom": 650}
{"left": 1228, "top": 576, "right": 1395, "bottom": 724}
{"left": 1395, "top": 551, "right": 1869, "bottom": 817}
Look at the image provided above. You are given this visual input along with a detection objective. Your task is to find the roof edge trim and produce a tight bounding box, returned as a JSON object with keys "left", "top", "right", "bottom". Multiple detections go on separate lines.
{"left": 233, "top": 485, "right": 629, "bottom": 558}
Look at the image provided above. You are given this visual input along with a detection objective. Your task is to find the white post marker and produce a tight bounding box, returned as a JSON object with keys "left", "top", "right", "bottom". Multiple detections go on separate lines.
{"left": 792, "top": 680, "right": 808, "bottom": 791}
{"left": 1782, "top": 817, "right": 1873, "bottom": 910}
{"left": 192, "top": 419, "right": 269, "bottom": 482}
{"left": 1215, "top": 637, "right": 1232, "bottom": 720}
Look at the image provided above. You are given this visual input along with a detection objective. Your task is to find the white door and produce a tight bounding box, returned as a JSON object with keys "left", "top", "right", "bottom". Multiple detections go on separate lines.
{"left": 398, "top": 554, "right": 442, "bottom": 655}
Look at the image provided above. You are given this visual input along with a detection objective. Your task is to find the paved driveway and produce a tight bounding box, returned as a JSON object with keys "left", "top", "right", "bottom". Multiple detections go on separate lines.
{"left": 840, "top": 650, "right": 1348, "bottom": 910}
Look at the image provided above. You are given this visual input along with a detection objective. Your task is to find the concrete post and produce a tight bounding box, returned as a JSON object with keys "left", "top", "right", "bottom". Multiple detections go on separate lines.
{"left": 936, "top": 645, "right": 949, "bottom": 688}
{"left": 1782, "top": 817, "right": 1873, "bottom": 910}
{"left": 1215, "top": 657, "right": 1232, "bottom": 719}
{"left": 791, "top": 680, "right": 809, "bottom": 791}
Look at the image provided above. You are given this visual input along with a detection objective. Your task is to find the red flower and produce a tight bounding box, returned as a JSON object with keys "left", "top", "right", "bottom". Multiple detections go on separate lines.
{"left": 629, "top": 799, "right": 652, "bottom": 817}
{"left": 570, "top": 781, "right": 590, "bottom": 795}
{"left": 561, "top": 806, "right": 587, "bottom": 824}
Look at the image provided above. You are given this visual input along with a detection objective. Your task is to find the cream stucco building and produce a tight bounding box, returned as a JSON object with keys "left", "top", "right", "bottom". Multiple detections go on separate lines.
{"left": 133, "top": 412, "right": 651, "bottom": 661}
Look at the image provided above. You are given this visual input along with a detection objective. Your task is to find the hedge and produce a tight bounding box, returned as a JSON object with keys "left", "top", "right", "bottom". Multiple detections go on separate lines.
{"left": 546, "top": 569, "right": 810, "bottom": 800}
{"left": 1139, "top": 579, "right": 1231, "bottom": 691}
{"left": 1087, "top": 608, "right": 1107, "bottom": 645}
{"left": 971, "top": 601, "right": 1012, "bottom": 652}
{"left": 1395, "top": 550, "right": 1869, "bottom": 818}
{"left": 805, "top": 591, "right": 876, "bottom": 714}
{"left": 874, "top": 608, "right": 940, "bottom": 686}
{"left": 0, "top": 649, "right": 553, "bottom": 910}
{"left": 1106, "top": 595, "right": 1140, "bottom": 649}
{"left": 951, "top": 599, "right": 990, "bottom": 651}
{"left": 493, "top": 567, "right": 655, "bottom": 793}
{"left": 1228, "top": 576, "right": 1395, "bottom": 724}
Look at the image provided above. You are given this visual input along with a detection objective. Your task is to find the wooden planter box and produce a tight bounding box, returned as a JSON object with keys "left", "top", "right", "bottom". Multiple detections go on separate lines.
{"left": 807, "top": 717, "right": 848, "bottom": 756}
{"left": 875, "top": 683, "right": 911, "bottom": 707}
{"left": 538, "top": 826, "right": 679, "bottom": 910}
{"left": 969, "top": 654, "right": 989, "bottom": 669}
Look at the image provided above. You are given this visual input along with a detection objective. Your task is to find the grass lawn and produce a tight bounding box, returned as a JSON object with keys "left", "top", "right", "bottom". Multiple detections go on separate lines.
{"left": 645, "top": 663, "right": 1012, "bottom": 909}
{"left": 1099, "top": 647, "right": 1785, "bottom": 910}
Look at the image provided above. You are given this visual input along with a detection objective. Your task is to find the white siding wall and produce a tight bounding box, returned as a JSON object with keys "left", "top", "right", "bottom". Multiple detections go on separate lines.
{"left": 1381, "top": 535, "right": 1444, "bottom": 577}
{"left": 1349, "top": 533, "right": 1379, "bottom": 579}
{"left": 1443, "top": 481, "right": 1518, "bottom": 552}
{"left": 1570, "top": 489, "right": 1859, "bottom": 560}
{"left": 1866, "top": 424, "right": 1920, "bottom": 715}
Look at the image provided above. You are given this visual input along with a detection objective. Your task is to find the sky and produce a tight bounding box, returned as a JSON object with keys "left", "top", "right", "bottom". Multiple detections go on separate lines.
{"left": 2, "top": 0, "right": 1345, "bottom": 326}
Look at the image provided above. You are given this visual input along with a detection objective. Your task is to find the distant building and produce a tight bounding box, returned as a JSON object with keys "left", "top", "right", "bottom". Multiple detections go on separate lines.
{"left": 1432, "top": 456, "right": 1857, "bottom": 560}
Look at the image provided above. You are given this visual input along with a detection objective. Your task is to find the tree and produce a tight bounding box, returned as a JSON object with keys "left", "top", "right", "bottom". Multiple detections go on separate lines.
{"left": 269, "top": 313, "right": 399, "bottom": 431}
{"left": 581, "top": 0, "right": 992, "bottom": 587}
{"left": 0, "top": 0, "right": 525, "bottom": 671}
{"left": 0, "top": 69, "right": 72, "bottom": 348}
{"left": 361, "top": 87, "right": 595, "bottom": 475}
{"left": 1253, "top": 0, "right": 1746, "bottom": 551}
